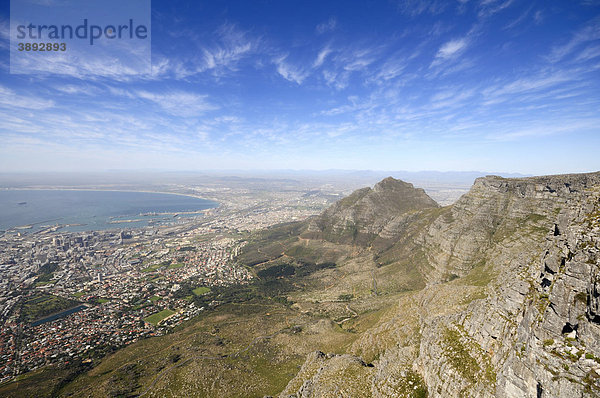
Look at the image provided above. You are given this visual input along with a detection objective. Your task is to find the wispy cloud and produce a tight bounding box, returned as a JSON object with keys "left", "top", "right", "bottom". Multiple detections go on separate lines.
{"left": 201, "top": 23, "right": 260, "bottom": 73}
{"left": 548, "top": 18, "right": 600, "bottom": 63}
{"left": 339, "top": 47, "right": 378, "bottom": 71}
{"left": 9, "top": 50, "right": 149, "bottom": 81}
{"left": 274, "top": 55, "right": 308, "bottom": 84}
{"left": 481, "top": 72, "right": 575, "bottom": 104}
{"left": 438, "top": 38, "right": 469, "bottom": 59}
{"left": 478, "top": 0, "right": 515, "bottom": 17}
{"left": 52, "top": 84, "right": 101, "bottom": 96}
{"left": 0, "top": 86, "right": 55, "bottom": 110}
{"left": 316, "top": 17, "right": 337, "bottom": 34}
{"left": 374, "top": 59, "right": 407, "bottom": 81}
{"left": 486, "top": 120, "right": 599, "bottom": 141}
{"left": 503, "top": 6, "right": 533, "bottom": 30}
{"left": 430, "top": 88, "right": 476, "bottom": 109}
{"left": 153, "top": 23, "right": 262, "bottom": 79}
{"left": 575, "top": 44, "right": 600, "bottom": 62}
{"left": 0, "top": 17, "right": 9, "bottom": 50}
{"left": 136, "top": 90, "right": 217, "bottom": 117}
{"left": 396, "top": 0, "right": 448, "bottom": 16}
{"left": 315, "top": 44, "right": 381, "bottom": 89}
{"left": 431, "top": 37, "right": 469, "bottom": 67}
{"left": 313, "top": 46, "right": 332, "bottom": 68}
{"left": 322, "top": 69, "right": 349, "bottom": 90}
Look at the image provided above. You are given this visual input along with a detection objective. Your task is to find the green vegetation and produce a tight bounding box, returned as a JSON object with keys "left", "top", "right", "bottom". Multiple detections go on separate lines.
{"left": 443, "top": 328, "right": 481, "bottom": 384}
{"left": 460, "top": 260, "right": 495, "bottom": 287}
{"left": 257, "top": 263, "right": 296, "bottom": 279}
{"left": 236, "top": 222, "right": 304, "bottom": 266}
{"left": 168, "top": 262, "right": 184, "bottom": 269}
{"left": 337, "top": 294, "right": 354, "bottom": 302}
{"left": 294, "top": 260, "right": 337, "bottom": 277}
{"left": 390, "top": 370, "right": 428, "bottom": 398}
{"left": 443, "top": 326, "right": 496, "bottom": 387}
{"left": 105, "top": 362, "right": 142, "bottom": 397}
{"left": 543, "top": 339, "right": 555, "bottom": 347}
{"left": 34, "top": 262, "right": 59, "bottom": 286}
{"left": 144, "top": 309, "right": 176, "bottom": 325}
{"left": 141, "top": 263, "right": 166, "bottom": 273}
{"left": 55, "top": 300, "right": 322, "bottom": 398}
{"left": 149, "top": 295, "right": 162, "bottom": 302}
{"left": 575, "top": 292, "right": 588, "bottom": 304}
{"left": 72, "top": 291, "right": 86, "bottom": 298}
{"left": 460, "top": 289, "right": 488, "bottom": 305}
{"left": 192, "top": 287, "right": 210, "bottom": 296}
{"left": 20, "top": 294, "right": 81, "bottom": 324}
{"left": 0, "top": 360, "right": 94, "bottom": 398}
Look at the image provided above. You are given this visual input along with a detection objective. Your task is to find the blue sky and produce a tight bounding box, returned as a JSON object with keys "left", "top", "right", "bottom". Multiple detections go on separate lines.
{"left": 0, "top": 0, "right": 599, "bottom": 174}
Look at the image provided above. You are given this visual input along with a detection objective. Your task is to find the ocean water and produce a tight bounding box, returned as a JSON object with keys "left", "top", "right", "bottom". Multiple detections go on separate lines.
{"left": 0, "top": 189, "right": 218, "bottom": 233}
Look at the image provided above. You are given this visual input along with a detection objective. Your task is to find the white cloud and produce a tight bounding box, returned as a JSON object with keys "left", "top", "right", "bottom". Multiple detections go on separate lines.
{"left": 576, "top": 45, "right": 600, "bottom": 62}
{"left": 152, "top": 23, "right": 262, "bottom": 79}
{"left": 429, "top": 88, "right": 476, "bottom": 109}
{"left": 438, "top": 38, "right": 468, "bottom": 59}
{"left": 313, "top": 47, "right": 332, "bottom": 68}
{"left": 533, "top": 10, "right": 544, "bottom": 24}
{"left": 9, "top": 50, "right": 148, "bottom": 81}
{"left": 339, "top": 47, "right": 378, "bottom": 71}
{"left": 396, "top": 0, "right": 448, "bottom": 16}
{"left": 0, "top": 17, "right": 9, "bottom": 50}
{"left": 486, "top": 120, "right": 598, "bottom": 141}
{"left": 0, "top": 86, "right": 54, "bottom": 110}
{"left": 548, "top": 20, "right": 600, "bottom": 63}
{"left": 136, "top": 90, "right": 217, "bottom": 117}
{"left": 375, "top": 59, "right": 407, "bottom": 81}
{"left": 430, "top": 37, "right": 469, "bottom": 68}
{"left": 503, "top": 6, "right": 533, "bottom": 30}
{"left": 482, "top": 73, "right": 573, "bottom": 99}
{"left": 478, "top": 0, "right": 515, "bottom": 17}
{"left": 274, "top": 55, "right": 308, "bottom": 84}
{"left": 316, "top": 17, "right": 337, "bottom": 34}
{"left": 202, "top": 27, "right": 255, "bottom": 71}
{"left": 52, "top": 84, "right": 100, "bottom": 96}
{"left": 322, "top": 69, "right": 349, "bottom": 90}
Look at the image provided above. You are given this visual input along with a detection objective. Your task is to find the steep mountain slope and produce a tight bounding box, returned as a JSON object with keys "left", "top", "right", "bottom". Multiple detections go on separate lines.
{"left": 304, "top": 177, "right": 439, "bottom": 246}
{"left": 282, "top": 172, "right": 600, "bottom": 397}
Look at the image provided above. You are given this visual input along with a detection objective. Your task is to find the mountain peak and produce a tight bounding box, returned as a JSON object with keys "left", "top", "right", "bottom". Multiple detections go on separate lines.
{"left": 373, "top": 176, "right": 415, "bottom": 192}
{"left": 307, "top": 177, "right": 438, "bottom": 245}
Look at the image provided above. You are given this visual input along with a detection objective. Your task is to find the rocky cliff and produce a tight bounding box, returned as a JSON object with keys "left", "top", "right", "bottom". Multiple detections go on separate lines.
{"left": 304, "top": 177, "right": 439, "bottom": 246}
{"left": 282, "top": 172, "right": 600, "bottom": 397}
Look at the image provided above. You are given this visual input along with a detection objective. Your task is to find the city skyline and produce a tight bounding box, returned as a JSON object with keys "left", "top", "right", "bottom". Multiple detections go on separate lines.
{"left": 1, "top": 0, "right": 599, "bottom": 174}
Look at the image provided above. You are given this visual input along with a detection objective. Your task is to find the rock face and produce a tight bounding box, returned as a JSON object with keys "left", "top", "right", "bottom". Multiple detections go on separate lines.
{"left": 282, "top": 172, "right": 600, "bottom": 397}
{"left": 305, "top": 177, "right": 439, "bottom": 246}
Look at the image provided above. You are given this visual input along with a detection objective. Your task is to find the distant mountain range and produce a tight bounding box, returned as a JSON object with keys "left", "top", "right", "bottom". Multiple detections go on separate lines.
{"left": 0, "top": 169, "right": 530, "bottom": 189}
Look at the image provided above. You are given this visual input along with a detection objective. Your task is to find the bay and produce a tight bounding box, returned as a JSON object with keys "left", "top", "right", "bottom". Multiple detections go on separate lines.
{"left": 0, "top": 189, "right": 218, "bottom": 233}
